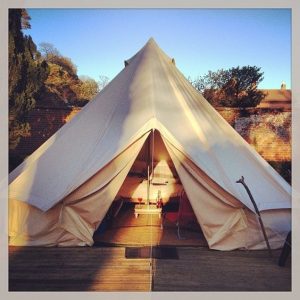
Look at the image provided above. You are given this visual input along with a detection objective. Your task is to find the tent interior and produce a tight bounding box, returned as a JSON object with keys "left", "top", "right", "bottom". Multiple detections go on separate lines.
{"left": 93, "top": 130, "right": 208, "bottom": 247}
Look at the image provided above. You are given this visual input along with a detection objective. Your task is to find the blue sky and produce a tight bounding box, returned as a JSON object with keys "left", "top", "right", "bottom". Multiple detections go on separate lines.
{"left": 26, "top": 9, "right": 291, "bottom": 89}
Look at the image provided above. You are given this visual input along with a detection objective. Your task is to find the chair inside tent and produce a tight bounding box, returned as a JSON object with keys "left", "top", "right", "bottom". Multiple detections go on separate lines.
{"left": 93, "top": 130, "right": 208, "bottom": 247}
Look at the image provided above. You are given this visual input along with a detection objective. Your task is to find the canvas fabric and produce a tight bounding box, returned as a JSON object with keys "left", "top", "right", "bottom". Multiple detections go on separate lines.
{"left": 9, "top": 38, "right": 291, "bottom": 249}
{"left": 9, "top": 134, "right": 149, "bottom": 246}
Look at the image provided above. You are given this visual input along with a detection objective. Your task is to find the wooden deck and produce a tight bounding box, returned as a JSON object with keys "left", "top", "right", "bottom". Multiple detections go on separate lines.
{"left": 9, "top": 246, "right": 151, "bottom": 291}
{"left": 8, "top": 204, "right": 291, "bottom": 291}
{"left": 9, "top": 246, "right": 291, "bottom": 291}
{"left": 94, "top": 203, "right": 208, "bottom": 247}
{"left": 153, "top": 247, "right": 291, "bottom": 291}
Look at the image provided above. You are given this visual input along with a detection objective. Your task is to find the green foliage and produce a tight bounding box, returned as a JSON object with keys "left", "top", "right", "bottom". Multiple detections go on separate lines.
{"left": 192, "top": 66, "right": 266, "bottom": 108}
{"left": 9, "top": 9, "right": 49, "bottom": 150}
{"left": 9, "top": 10, "right": 101, "bottom": 152}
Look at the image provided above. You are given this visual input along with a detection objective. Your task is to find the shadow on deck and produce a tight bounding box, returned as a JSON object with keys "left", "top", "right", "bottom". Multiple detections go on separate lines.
{"left": 9, "top": 246, "right": 291, "bottom": 291}
{"left": 9, "top": 246, "right": 151, "bottom": 291}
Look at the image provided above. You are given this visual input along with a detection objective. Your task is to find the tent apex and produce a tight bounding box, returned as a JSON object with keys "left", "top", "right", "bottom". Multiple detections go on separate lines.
{"left": 147, "top": 37, "right": 157, "bottom": 45}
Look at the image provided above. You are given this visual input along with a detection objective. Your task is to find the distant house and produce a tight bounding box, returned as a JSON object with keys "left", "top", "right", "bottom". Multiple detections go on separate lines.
{"left": 257, "top": 82, "right": 291, "bottom": 110}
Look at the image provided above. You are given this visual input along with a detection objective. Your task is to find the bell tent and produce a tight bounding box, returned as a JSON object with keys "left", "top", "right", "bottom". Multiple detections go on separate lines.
{"left": 8, "top": 38, "right": 291, "bottom": 250}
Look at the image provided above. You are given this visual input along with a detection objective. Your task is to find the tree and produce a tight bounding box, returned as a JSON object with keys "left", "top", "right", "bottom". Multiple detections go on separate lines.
{"left": 51, "top": 55, "right": 77, "bottom": 76}
{"left": 20, "top": 9, "right": 31, "bottom": 29}
{"left": 77, "top": 76, "right": 99, "bottom": 101}
{"left": 39, "top": 42, "right": 84, "bottom": 105}
{"left": 39, "top": 42, "right": 108, "bottom": 105}
{"left": 9, "top": 9, "right": 49, "bottom": 149}
{"left": 39, "top": 42, "right": 77, "bottom": 75}
{"left": 39, "top": 42, "right": 60, "bottom": 60}
{"left": 192, "top": 66, "right": 266, "bottom": 107}
{"left": 98, "top": 75, "right": 110, "bottom": 91}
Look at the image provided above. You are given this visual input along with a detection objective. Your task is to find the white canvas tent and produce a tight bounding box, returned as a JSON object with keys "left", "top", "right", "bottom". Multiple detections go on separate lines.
{"left": 9, "top": 38, "right": 291, "bottom": 250}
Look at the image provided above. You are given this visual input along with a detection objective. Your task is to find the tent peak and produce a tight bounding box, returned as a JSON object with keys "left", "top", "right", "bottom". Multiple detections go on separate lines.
{"left": 147, "top": 37, "right": 157, "bottom": 44}
{"left": 125, "top": 37, "right": 170, "bottom": 67}
{"left": 144, "top": 37, "right": 161, "bottom": 50}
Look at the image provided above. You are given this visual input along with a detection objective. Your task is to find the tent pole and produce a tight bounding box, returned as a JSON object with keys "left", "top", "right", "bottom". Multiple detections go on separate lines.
{"left": 147, "top": 165, "right": 150, "bottom": 206}
{"left": 146, "top": 129, "right": 155, "bottom": 207}
{"left": 146, "top": 130, "right": 151, "bottom": 207}
{"left": 236, "top": 176, "right": 272, "bottom": 257}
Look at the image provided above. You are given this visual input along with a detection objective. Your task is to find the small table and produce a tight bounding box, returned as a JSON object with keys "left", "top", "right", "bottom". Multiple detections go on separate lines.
{"left": 134, "top": 204, "right": 162, "bottom": 219}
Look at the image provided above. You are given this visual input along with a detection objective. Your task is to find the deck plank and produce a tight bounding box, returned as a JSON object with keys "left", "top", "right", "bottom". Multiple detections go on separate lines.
{"left": 152, "top": 247, "right": 291, "bottom": 291}
{"left": 9, "top": 246, "right": 291, "bottom": 292}
{"left": 9, "top": 247, "right": 151, "bottom": 291}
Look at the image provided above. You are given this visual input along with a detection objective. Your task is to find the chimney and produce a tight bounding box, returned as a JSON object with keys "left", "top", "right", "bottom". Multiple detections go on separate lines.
{"left": 281, "top": 81, "right": 286, "bottom": 90}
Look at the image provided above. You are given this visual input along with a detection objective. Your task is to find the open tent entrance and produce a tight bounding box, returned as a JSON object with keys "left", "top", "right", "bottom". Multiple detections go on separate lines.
{"left": 93, "top": 130, "right": 208, "bottom": 247}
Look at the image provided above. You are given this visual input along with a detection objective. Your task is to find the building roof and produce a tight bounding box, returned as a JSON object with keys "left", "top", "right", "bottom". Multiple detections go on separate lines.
{"left": 260, "top": 89, "right": 291, "bottom": 103}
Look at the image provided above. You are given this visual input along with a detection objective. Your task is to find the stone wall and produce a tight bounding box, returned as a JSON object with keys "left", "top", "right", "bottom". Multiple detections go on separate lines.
{"left": 217, "top": 108, "right": 291, "bottom": 162}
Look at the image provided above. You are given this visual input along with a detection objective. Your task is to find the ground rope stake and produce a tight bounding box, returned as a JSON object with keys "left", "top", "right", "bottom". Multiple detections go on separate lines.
{"left": 236, "top": 176, "right": 272, "bottom": 258}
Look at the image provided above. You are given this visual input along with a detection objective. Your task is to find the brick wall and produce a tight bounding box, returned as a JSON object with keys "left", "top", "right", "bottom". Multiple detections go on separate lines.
{"left": 9, "top": 106, "right": 80, "bottom": 169}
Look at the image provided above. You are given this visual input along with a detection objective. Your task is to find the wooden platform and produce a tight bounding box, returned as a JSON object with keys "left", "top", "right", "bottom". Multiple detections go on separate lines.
{"left": 8, "top": 204, "right": 291, "bottom": 292}
{"left": 9, "top": 246, "right": 151, "bottom": 291}
{"left": 94, "top": 203, "right": 208, "bottom": 247}
{"left": 9, "top": 246, "right": 291, "bottom": 291}
{"left": 152, "top": 248, "right": 291, "bottom": 291}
